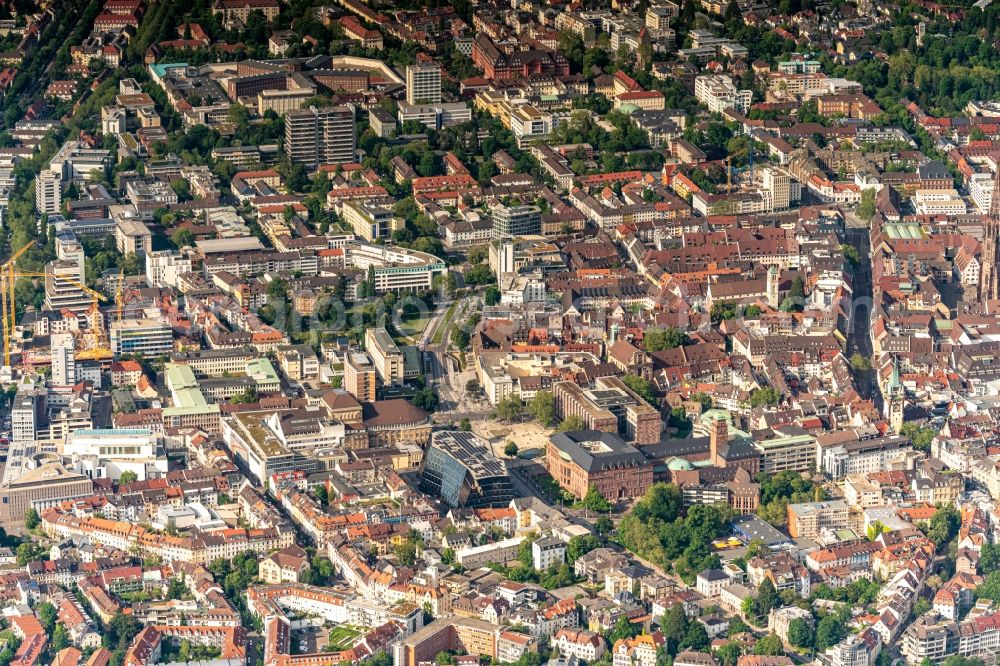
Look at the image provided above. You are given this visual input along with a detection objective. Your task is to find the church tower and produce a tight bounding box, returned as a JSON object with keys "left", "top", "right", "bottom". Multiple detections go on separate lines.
{"left": 979, "top": 156, "right": 1000, "bottom": 306}
{"left": 767, "top": 265, "right": 780, "bottom": 308}
{"left": 886, "top": 357, "right": 904, "bottom": 434}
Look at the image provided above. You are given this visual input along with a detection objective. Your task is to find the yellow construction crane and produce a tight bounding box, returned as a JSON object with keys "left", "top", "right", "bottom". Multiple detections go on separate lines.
{"left": 0, "top": 240, "right": 36, "bottom": 369}
{"left": 7, "top": 269, "right": 112, "bottom": 362}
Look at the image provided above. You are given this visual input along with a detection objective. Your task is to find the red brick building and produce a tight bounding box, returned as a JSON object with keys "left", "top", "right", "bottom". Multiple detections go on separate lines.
{"left": 471, "top": 34, "right": 570, "bottom": 80}
{"left": 546, "top": 430, "right": 654, "bottom": 502}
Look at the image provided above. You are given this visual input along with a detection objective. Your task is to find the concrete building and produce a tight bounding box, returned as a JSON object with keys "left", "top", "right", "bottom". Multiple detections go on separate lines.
{"left": 110, "top": 318, "right": 174, "bottom": 357}
{"left": 491, "top": 204, "right": 542, "bottom": 239}
{"left": 365, "top": 327, "right": 405, "bottom": 386}
{"left": 342, "top": 200, "right": 401, "bottom": 242}
{"left": 393, "top": 616, "right": 498, "bottom": 666}
{"left": 146, "top": 250, "right": 193, "bottom": 288}
{"left": 405, "top": 61, "right": 442, "bottom": 105}
{"left": 50, "top": 332, "right": 77, "bottom": 387}
{"left": 343, "top": 351, "right": 376, "bottom": 402}
{"left": 694, "top": 75, "right": 752, "bottom": 114}
{"left": 284, "top": 106, "right": 355, "bottom": 168}
{"left": 62, "top": 428, "right": 168, "bottom": 482}
{"left": 787, "top": 500, "right": 850, "bottom": 539}
{"left": 44, "top": 260, "right": 91, "bottom": 315}
{"left": 0, "top": 462, "right": 92, "bottom": 525}
{"left": 35, "top": 170, "right": 62, "bottom": 215}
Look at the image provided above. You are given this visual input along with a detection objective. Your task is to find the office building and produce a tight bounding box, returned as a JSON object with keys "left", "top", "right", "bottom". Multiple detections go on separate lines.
{"left": 762, "top": 167, "right": 791, "bottom": 211}
{"left": 110, "top": 318, "right": 174, "bottom": 357}
{"left": 343, "top": 241, "right": 446, "bottom": 294}
{"left": 344, "top": 352, "right": 376, "bottom": 402}
{"left": 342, "top": 200, "right": 401, "bottom": 242}
{"left": 405, "top": 61, "right": 442, "bottom": 105}
{"left": 44, "top": 260, "right": 91, "bottom": 315}
{"left": 786, "top": 500, "right": 849, "bottom": 539}
{"left": 0, "top": 461, "right": 92, "bottom": 525}
{"left": 546, "top": 430, "right": 654, "bottom": 502}
{"left": 35, "top": 170, "right": 62, "bottom": 215}
{"left": 491, "top": 204, "right": 542, "bottom": 239}
{"left": 419, "top": 431, "right": 514, "bottom": 508}
{"left": 284, "top": 106, "right": 355, "bottom": 168}
{"left": 552, "top": 375, "right": 661, "bottom": 444}
{"left": 11, "top": 390, "right": 42, "bottom": 443}
{"left": 63, "top": 428, "right": 169, "bottom": 482}
{"left": 50, "top": 332, "right": 77, "bottom": 386}
{"left": 365, "top": 327, "right": 405, "bottom": 386}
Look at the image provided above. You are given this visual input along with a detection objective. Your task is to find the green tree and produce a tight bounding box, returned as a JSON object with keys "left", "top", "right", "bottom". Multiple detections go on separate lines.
{"left": 394, "top": 539, "right": 417, "bottom": 566}
{"left": 118, "top": 470, "right": 138, "bottom": 485}
{"left": 24, "top": 508, "right": 40, "bottom": 530}
{"left": 622, "top": 375, "right": 657, "bottom": 406}
{"left": 607, "top": 616, "right": 640, "bottom": 645}
{"left": 37, "top": 602, "right": 57, "bottom": 634}
{"left": 815, "top": 614, "right": 847, "bottom": 650}
{"left": 556, "top": 415, "right": 586, "bottom": 432}
{"left": 643, "top": 327, "right": 689, "bottom": 351}
{"left": 787, "top": 618, "right": 814, "bottom": 649}
{"left": 450, "top": 327, "right": 470, "bottom": 351}
{"left": 504, "top": 442, "right": 519, "bottom": 457}
{"left": 857, "top": 188, "right": 876, "bottom": 219}
{"left": 52, "top": 623, "right": 70, "bottom": 652}
{"left": 528, "top": 391, "right": 556, "bottom": 426}
{"left": 496, "top": 395, "right": 523, "bottom": 422}
{"left": 583, "top": 485, "right": 612, "bottom": 512}
{"left": 754, "top": 633, "right": 785, "bottom": 656}
{"left": 901, "top": 423, "right": 936, "bottom": 453}
{"left": 750, "top": 387, "right": 782, "bottom": 407}
{"left": 594, "top": 516, "right": 613, "bottom": 535}
{"left": 411, "top": 388, "right": 439, "bottom": 412}
{"left": 850, "top": 353, "right": 872, "bottom": 371}
{"left": 484, "top": 285, "right": 501, "bottom": 306}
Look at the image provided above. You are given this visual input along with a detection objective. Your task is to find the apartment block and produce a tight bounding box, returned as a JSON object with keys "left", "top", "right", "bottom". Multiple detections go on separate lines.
{"left": 284, "top": 106, "right": 355, "bottom": 168}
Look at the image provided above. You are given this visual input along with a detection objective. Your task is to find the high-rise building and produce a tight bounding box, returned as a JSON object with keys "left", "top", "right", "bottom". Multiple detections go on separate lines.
{"left": 11, "top": 391, "right": 40, "bottom": 444}
{"left": 343, "top": 351, "right": 376, "bottom": 403}
{"left": 44, "top": 259, "right": 91, "bottom": 315}
{"left": 491, "top": 204, "right": 542, "bottom": 239}
{"left": 364, "top": 327, "right": 404, "bottom": 386}
{"left": 405, "top": 61, "right": 442, "bottom": 105}
{"left": 50, "top": 332, "right": 77, "bottom": 386}
{"left": 762, "top": 167, "right": 791, "bottom": 211}
{"left": 284, "top": 106, "right": 355, "bottom": 168}
{"left": 35, "top": 170, "right": 62, "bottom": 215}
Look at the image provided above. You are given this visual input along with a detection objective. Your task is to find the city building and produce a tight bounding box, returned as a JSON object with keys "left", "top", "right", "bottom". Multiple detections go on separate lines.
{"left": 343, "top": 352, "right": 376, "bottom": 402}
{"left": 419, "top": 431, "right": 514, "bottom": 508}
{"left": 491, "top": 204, "right": 542, "bottom": 239}
{"left": 405, "top": 60, "right": 442, "bottom": 105}
{"left": 110, "top": 318, "right": 174, "bottom": 357}
{"left": 35, "top": 170, "right": 62, "bottom": 215}
{"left": 284, "top": 106, "right": 355, "bottom": 168}
{"left": 365, "top": 327, "right": 405, "bottom": 386}
{"left": 546, "top": 430, "right": 654, "bottom": 502}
